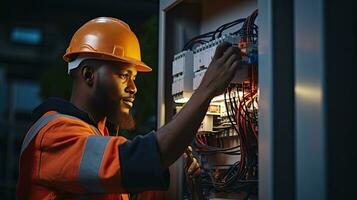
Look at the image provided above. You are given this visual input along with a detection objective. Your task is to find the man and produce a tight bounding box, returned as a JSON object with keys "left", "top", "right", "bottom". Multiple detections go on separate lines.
{"left": 17, "top": 17, "right": 241, "bottom": 200}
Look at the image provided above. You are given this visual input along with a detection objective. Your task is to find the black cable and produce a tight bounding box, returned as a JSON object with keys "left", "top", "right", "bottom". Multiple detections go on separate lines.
{"left": 183, "top": 31, "right": 216, "bottom": 51}
{"left": 212, "top": 18, "right": 246, "bottom": 39}
{"left": 224, "top": 90, "right": 239, "bottom": 135}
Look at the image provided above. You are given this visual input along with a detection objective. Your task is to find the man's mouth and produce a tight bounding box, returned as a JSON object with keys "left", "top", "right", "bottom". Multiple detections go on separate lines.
{"left": 122, "top": 98, "right": 134, "bottom": 108}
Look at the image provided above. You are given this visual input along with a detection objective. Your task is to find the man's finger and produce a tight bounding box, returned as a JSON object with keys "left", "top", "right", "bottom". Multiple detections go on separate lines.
{"left": 187, "top": 146, "right": 192, "bottom": 153}
{"left": 222, "top": 46, "right": 235, "bottom": 60}
{"left": 188, "top": 158, "right": 199, "bottom": 174}
{"left": 226, "top": 54, "right": 238, "bottom": 68}
{"left": 213, "top": 42, "right": 231, "bottom": 59}
{"left": 220, "top": 46, "right": 237, "bottom": 62}
{"left": 228, "top": 60, "right": 241, "bottom": 72}
{"left": 183, "top": 152, "right": 191, "bottom": 167}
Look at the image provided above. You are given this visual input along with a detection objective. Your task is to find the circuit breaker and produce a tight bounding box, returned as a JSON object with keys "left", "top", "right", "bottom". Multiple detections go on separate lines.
{"left": 172, "top": 50, "right": 194, "bottom": 102}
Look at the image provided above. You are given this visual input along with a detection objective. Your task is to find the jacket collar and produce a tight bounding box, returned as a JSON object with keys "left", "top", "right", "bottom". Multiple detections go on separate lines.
{"left": 32, "top": 97, "right": 97, "bottom": 126}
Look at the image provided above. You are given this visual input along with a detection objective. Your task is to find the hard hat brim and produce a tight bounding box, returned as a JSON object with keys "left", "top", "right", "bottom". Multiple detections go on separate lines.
{"left": 63, "top": 51, "right": 152, "bottom": 72}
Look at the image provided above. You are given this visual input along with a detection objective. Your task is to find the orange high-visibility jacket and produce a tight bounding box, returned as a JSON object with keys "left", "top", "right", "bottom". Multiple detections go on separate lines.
{"left": 17, "top": 98, "right": 169, "bottom": 200}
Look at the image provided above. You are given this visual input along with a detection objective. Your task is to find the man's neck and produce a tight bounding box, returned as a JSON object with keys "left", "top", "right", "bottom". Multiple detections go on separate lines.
{"left": 70, "top": 95, "right": 107, "bottom": 126}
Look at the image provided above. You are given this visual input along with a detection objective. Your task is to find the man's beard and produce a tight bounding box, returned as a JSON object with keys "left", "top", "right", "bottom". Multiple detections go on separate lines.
{"left": 102, "top": 101, "right": 136, "bottom": 131}
{"left": 92, "top": 75, "right": 136, "bottom": 131}
{"left": 116, "top": 111, "right": 136, "bottom": 131}
{"left": 94, "top": 101, "right": 136, "bottom": 131}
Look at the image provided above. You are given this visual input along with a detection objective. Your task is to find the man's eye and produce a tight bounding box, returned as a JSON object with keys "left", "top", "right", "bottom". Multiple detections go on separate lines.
{"left": 119, "top": 74, "right": 129, "bottom": 80}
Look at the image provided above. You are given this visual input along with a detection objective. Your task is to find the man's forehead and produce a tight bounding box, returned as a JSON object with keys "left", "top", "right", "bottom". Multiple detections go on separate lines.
{"left": 116, "top": 64, "right": 138, "bottom": 75}
{"left": 99, "top": 60, "right": 138, "bottom": 75}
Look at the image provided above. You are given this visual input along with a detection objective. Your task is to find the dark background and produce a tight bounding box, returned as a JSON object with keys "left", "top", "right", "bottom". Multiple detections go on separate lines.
{"left": 0, "top": 0, "right": 159, "bottom": 198}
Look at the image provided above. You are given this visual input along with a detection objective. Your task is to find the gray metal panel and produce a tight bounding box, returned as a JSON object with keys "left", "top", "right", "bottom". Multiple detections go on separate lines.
{"left": 258, "top": 0, "right": 273, "bottom": 198}
{"left": 158, "top": 7, "right": 184, "bottom": 199}
{"left": 159, "top": 1, "right": 201, "bottom": 199}
{"left": 294, "top": 0, "right": 326, "bottom": 199}
{"left": 158, "top": 9, "right": 166, "bottom": 128}
{"left": 160, "top": 0, "right": 183, "bottom": 11}
{"left": 259, "top": 0, "right": 295, "bottom": 199}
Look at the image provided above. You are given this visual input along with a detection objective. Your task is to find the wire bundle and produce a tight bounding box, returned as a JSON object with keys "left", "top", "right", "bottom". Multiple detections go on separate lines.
{"left": 225, "top": 67, "right": 259, "bottom": 176}
{"left": 238, "top": 9, "right": 258, "bottom": 44}
{"left": 194, "top": 132, "right": 241, "bottom": 156}
{"left": 189, "top": 10, "right": 259, "bottom": 198}
{"left": 183, "top": 9, "right": 258, "bottom": 52}
{"left": 183, "top": 31, "right": 216, "bottom": 50}
{"left": 191, "top": 66, "right": 258, "bottom": 197}
{"left": 211, "top": 18, "right": 246, "bottom": 40}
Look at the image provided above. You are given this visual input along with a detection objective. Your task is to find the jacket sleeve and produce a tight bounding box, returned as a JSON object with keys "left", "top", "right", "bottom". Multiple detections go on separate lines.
{"left": 36, "top": 116, "right": 169, "bottom": 194}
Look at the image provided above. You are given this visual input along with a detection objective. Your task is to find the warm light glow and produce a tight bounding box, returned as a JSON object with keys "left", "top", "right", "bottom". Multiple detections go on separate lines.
{"left": 211, "top": 94, "right": 225, "bottom": 102}
{"left": 237, "top": 91, "right": 244, "bottom": 98}
{"left": 174, "top": 97, "right": 190, "bottom": 104}
{"left": 295, "top": 84, "right": 322, "bottom": 103}
{"left": 173, "top": 92, "right": 192, "bottom": 104}
{"left": 253, "top": 100, "right": 259, "bottom": 109}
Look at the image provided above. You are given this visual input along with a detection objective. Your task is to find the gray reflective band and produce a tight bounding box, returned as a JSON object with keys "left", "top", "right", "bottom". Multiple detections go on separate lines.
{"left": 79, "top": 136, "right": 110, "bottom": 193}
{"left": 20, "top": 113, "right": 79, "bottom": 155}
{"left": 20, "top": 113, "right": 101, "bottom": 155}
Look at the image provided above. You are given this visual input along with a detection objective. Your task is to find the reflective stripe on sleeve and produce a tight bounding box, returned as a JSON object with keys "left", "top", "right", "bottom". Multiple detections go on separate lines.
{"left": 20, "top": 113, "right": 79, "bottom": 155}
{"left": 79, "top": 136, "right": 110, "bottom": 193}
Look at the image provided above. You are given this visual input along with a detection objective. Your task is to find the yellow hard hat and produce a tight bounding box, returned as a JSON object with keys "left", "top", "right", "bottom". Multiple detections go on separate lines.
{"left": 63, "top": 17, "right": 152, "bottom": 72}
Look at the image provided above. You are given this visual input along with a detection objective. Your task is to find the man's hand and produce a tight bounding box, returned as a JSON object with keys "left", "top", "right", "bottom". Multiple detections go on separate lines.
{"left": 184, "top": 146, "right": 200, "bottom": 179}
{"left": 184, "top": 146, "right": 202, "bottom": 200}
{"left": 198, "top": 42, "right": 242, "bottom": 98}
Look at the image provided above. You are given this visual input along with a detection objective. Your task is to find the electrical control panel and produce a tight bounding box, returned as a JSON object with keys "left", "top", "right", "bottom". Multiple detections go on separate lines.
{"left": 170, "top": 8, "right": 259, "bottom": 200}
{"left": 159, "top": 1, "right": 258, "bottom": 199}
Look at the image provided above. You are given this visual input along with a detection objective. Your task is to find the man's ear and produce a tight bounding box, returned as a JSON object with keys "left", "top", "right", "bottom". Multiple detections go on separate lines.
{"left": 81, "top": 65, "right": 95, "bottom": 87}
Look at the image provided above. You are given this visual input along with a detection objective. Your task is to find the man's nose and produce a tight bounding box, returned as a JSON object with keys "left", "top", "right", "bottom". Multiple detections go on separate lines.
{"left": 125, "top": 79, "right": 137, "bottom": 95}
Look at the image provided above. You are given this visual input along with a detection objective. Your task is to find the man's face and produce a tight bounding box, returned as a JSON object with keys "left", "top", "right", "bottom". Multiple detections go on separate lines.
{"left": 92, "top": 60, "right": 138, "bottom": 130}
